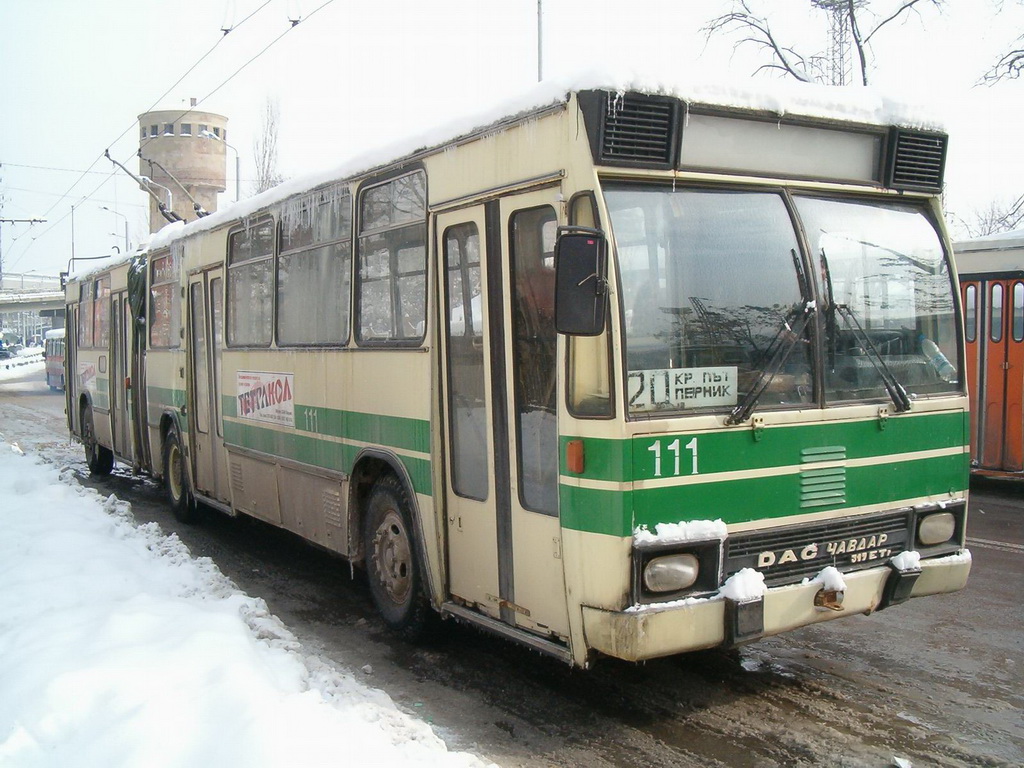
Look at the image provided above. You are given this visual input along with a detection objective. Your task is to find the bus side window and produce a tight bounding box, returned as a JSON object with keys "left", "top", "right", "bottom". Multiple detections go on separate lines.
{"left": 1014, "top": 283, "right": 1024, "bottom": 342}
{"left": 991, "top": 283, "right": 1003, "bottom": 343}
{"left": 356, "top": 171, "right": 427, "bottom": 344}
{"left": 964, "top": 284, "right": 976, "bottom": 343}
{"left": 151, "top": 247, "right": 182, "bottom": 348}
{"left": 567, "top": 192, "right": 613, "bottom": 417}
{"left": 444, "top": 222, "right": 488, "bottom": 500}
{"left": 226, "top": 219, "right": 275, "bottom": 347}
{"left": 510, "top": 204, "right": 559, "bottom": 515}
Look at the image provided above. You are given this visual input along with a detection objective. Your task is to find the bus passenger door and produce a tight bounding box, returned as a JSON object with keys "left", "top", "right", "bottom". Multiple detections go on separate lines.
{"left": 962, "top": 282, "right": 980, "bottom": 464}
{"left": 978, "top": 278, "right": 1024, "bottom": 472}
{"left": 438, "top": 207, "right": 501, "bottom": 621}
{"left": 188, "top": 270, "right": 229, "bottom": 502}
{"left": 109, "top": 291, "right": 132, "bottom": 459}
{"left": 438, "top": 192, "right": 570, "bottom": 643}
{"left": 499, "top": 189, "right": 569, "bottom": 641}
{"left": 1005, "top": 281, "right": 1024, "bottom": 471}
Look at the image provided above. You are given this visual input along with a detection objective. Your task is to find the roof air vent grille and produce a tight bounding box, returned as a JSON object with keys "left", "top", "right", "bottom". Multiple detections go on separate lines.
{"left": 885, "top": 129, "right": 948, "bottom": 193}
{"left": 578, "top": 91, "right": 680, "bottom": 169}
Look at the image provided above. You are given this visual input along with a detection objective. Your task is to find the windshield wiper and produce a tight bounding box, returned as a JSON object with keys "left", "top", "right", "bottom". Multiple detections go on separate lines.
{"left": 835, "top": 304, "right": 912, "bottom": 413}
{"left": 726, "top": 302, "right": 814, "bottom": 426}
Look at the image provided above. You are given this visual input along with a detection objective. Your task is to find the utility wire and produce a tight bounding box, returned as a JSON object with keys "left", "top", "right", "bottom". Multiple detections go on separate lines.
{"left": 6, "top": 0, "right": 280, "bottom": 269}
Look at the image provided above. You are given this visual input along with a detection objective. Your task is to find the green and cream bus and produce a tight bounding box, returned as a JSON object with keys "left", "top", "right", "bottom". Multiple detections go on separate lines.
{"left": 66, "top": 78, "right": 971, "bottom": 667}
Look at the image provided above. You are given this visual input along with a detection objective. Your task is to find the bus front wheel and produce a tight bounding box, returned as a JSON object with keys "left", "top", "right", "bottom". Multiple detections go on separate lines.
{"left": 363, "top": 474, "right": 432, "bottom": 641}
{"left": 163, "top": 430, "right": 197, "bottom": 523}
{"left": 81, "top": 403, "right": 113, "bottom": 476}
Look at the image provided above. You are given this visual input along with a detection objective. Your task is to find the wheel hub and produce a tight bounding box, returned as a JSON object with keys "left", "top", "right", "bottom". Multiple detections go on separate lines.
{"left": 372, "top": 509, "right": 412, "bottom": 604}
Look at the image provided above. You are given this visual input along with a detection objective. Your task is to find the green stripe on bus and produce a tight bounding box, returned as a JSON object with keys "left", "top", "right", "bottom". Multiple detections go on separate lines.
{"left": 148, "top": 386, "right": 186, "bottom": 408}
{"left": 560, "top": 411, "right": 967, "bottom": 483}
{"left": 559, "top": 484, "right": 634, "bottom": 537}
{"left": 222, "top": 397, "right": 429, "bottom": 454}
{"left": 222, "top": 419, "right": 432, "bottom": 496}
{"left": 559, "top": 451, "right": 967, "bottom": 536}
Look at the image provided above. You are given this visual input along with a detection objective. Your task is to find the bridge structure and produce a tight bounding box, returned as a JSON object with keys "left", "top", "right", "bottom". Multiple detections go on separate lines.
{"left": 0, "top": 289, "right": 65, "bottom": 315}
{"left": 0, "top": 275, "right": 65, "bottom": 342}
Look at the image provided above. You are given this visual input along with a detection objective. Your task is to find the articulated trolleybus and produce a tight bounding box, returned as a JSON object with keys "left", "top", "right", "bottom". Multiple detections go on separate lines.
{"left": 66, "top": 79, "right": 971, "bottom": 667}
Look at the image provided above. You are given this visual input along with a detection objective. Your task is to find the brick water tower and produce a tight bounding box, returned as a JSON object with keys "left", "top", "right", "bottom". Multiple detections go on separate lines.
{"left": 138, "top": 103, "right": 228, "bottom": 233}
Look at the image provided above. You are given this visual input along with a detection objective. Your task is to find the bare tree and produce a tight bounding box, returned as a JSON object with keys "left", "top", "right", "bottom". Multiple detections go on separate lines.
{"left": 252, "top": 97, "right": 285, "bottom": 195}
{"left": 952, "top": 194, "right": 1024, "bottom": 238}
{"left": 705, "top": 0, "right": 942, "bottom": 86}
{"left": 982, "top": 32, "right": 1024, "bottom": 83}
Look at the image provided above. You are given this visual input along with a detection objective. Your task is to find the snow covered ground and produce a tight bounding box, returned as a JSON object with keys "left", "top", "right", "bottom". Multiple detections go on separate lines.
{"left": 0, "top": 414, "right": 491, "bottom": 766}
{"left": 0, "top": 348, "right": 44, "bottom": 379}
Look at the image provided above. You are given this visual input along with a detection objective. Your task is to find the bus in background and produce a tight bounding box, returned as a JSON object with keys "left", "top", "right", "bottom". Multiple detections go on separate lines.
{"left": 64, "top": 256, "right": 141, "bottom": 476}
{"left": 955, "top": 229, "right": 1024, "bottom": 477}
{"left": 66, "top": 77, "right": 971, "bottom": 668}
{"left": 43, "top": 328, "right": 66, "bottom": 391}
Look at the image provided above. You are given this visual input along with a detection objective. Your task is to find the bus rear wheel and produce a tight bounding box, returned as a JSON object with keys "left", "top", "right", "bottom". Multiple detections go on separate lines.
{"left": 363, "top": 474, "right": 432, "bottom": 641}
{"left": 81, "top": 403, "right": 113, "bottom": 476}
{"left": 163, "top": 430, "right": 197, "bottom": 523}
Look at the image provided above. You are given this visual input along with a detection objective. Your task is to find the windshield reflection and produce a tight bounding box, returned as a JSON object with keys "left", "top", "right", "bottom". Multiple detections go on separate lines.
{"left": 795, "top": 196, "right": 959, "bottom": 403}
{"left": 606, "top": 186, "right": 959, "bottom": 418}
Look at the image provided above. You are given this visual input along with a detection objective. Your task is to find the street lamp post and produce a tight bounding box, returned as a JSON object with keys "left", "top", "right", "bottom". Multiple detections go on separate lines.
{"left": 201, "top": 130, "right": 240, "bottom": 202}
{"left": 100, "top": 206, "right": 130, "bottom": 252}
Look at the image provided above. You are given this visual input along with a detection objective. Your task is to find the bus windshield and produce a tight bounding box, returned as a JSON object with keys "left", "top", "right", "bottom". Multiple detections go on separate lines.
{"left": 607, "top": 186, "right": 959, "bottom": 417}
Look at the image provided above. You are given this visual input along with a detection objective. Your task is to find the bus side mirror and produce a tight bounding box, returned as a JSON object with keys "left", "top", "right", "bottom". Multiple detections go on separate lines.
{"left": 555, "top": 229, "right": 608, "bottom": 336}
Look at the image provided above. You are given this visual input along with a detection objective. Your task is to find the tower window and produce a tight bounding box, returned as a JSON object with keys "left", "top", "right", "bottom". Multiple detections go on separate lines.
{"left": 180, "top": 123, "right": 192, "bottom": 136}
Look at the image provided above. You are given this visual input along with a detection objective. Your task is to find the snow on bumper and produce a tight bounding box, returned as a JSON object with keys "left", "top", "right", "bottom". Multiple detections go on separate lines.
{"left": 581, "top": 550, "right": 972, "bottom": 662}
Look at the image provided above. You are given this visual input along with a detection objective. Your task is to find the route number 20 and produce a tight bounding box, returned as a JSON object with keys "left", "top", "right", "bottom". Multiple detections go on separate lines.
{"left": 647, "top": 437, "right": 699, "bottom": 477}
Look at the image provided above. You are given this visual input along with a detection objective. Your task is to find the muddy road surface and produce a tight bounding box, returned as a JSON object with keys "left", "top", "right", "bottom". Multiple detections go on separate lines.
{"left": 3, "top": 368, "right": 1021, "bottom": 767}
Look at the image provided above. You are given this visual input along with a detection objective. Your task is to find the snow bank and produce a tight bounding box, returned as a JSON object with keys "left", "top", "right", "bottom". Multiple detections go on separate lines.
{"left": 0, "top": 349, "right": 44, "bottom": 380}
{"left": 0, "top": 444, "right": 490, "bottom": 768}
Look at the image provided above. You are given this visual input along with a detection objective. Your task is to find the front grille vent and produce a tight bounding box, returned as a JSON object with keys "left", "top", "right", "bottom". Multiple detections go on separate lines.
{"left": 885, "top": 129, "right": 948, "bottom": 192}
{"left": 579, "top": 90, "right": 680, "bottom": 169}
{"left": 725, "top": 511, "right": 911, "bottom": 587}
{"left": 800, "top": 445, "right": 847, "bottom": 509}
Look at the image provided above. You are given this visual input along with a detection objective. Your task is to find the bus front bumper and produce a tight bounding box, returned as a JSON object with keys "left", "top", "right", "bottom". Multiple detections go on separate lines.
{"left": 580, "top": 550, "right": 971, "bottom": 663}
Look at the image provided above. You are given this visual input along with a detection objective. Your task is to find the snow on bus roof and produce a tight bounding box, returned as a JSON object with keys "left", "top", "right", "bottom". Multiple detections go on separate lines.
{"left": 147, "top": 69, "right": 945, "bottom": 250}
{"left": 954, "top": 227, "right": 1024, "bottom": 252}
{"left": 67, "top": 250, "right": 138, "bottom": 282}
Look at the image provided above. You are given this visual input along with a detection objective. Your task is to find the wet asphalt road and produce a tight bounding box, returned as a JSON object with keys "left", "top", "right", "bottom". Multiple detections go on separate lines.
{"left": 2, "top": 369, "right": 1021, "bottom": 767}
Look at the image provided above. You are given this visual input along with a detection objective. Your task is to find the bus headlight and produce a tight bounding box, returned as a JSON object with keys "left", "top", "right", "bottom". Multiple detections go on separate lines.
{"left": 918, "top": 511, "right": 956, "bottom": 546}
{"left": 643, "top": 553, "right": 700, "bottom": 592}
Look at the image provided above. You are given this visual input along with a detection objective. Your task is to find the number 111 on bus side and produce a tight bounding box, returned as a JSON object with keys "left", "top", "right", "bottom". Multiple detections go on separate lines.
{"left": 647, "top": 437, "right": 700, "bottom": 477}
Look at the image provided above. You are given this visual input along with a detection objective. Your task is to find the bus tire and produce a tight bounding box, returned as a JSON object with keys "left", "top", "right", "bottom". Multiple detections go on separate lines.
{"left": 163, "top": 430, "right": 197, "bottom": 523}
{"left": 363, "top": 474, "right": 432, "bottom": 641}
{"left": 81, "top": 403, "right": 114, "bottom": 476}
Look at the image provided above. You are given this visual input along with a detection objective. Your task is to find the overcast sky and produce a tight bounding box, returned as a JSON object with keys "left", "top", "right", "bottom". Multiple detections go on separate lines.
{"left": 1, "top": 0, "right": 1021, "bottom": 278}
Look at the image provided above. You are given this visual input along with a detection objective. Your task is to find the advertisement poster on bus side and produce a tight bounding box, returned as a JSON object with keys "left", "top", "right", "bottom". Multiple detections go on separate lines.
{"left": 236, "top": 370, "right": 295, "bottom": 427}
